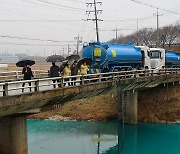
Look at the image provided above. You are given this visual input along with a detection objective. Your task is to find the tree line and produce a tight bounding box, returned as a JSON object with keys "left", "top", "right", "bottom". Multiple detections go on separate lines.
{"left": 110, "top": 23, "right": 180, "bottom": 48}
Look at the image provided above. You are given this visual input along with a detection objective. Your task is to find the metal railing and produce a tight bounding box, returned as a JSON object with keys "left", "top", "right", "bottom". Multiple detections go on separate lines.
{"left": 0, "top": 70, "right": 48, "bottom": 82}
{"left": 0, "top": 68, "right": 179, "bottom": 97}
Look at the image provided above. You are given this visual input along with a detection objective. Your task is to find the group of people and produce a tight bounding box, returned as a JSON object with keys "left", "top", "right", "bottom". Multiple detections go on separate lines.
{"left": 49, "top": 60, "right": 89, "bottom": 87}
{"left": 21, "top": 60, "right": 89, "bottom": 92}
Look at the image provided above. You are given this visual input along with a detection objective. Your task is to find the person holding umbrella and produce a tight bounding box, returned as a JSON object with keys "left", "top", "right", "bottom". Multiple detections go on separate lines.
{"left": 22, "top": 63, "right": 33, "bottom": 92}
{"left": 16, "top": 59, "right": 35, "bottom": 92}
{"left": 49, "top": 62, "right": 60, "bottom": 88}
{"left": 46, "top": 54, "right": 65, "bottom": 88}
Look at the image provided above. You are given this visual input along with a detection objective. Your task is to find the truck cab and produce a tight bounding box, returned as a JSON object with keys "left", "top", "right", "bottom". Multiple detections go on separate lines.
{"left": 149, "top": 48, "right": 165, "bottom": 69}
{"left": 136, "top": 46, "right": 151, "bottom": 69}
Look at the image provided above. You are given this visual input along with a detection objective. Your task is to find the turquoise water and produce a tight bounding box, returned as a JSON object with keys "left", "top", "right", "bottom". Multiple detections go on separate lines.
{"left": 28, "top": 120, "right": 180, "bottom": 154}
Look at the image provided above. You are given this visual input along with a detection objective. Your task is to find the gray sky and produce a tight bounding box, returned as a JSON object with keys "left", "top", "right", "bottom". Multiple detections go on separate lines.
{"left": 0, "top": 0, "right": 179, "bottom": 56}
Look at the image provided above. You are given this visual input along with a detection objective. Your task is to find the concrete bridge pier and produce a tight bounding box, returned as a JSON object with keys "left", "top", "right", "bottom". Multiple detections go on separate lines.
{"left": 123, "top": 90, "right": 138, "bottom": 124}
{"left": 0, "top": 115, "right": 28, "bottom": 154}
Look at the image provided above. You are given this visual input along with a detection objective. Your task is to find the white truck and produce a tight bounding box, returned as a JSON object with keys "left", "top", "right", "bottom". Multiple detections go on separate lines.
{"left": 149, "top": 48, "right": 165, "bottom": 70}
{"left": 137, "top": 46, "right": 165, "bottom": 70}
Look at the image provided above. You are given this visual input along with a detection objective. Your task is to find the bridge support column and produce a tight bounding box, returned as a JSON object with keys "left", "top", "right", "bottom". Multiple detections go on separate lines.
{"left": 0, "top": 116, "right": 28, "bottom": 154}
{"left": 123, "top": 90, "right": 138, "bottom": 124}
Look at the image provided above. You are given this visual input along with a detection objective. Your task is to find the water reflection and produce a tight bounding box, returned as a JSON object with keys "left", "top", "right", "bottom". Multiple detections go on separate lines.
{"left": 28, "top": 120, "right": 180, "bottom": 154}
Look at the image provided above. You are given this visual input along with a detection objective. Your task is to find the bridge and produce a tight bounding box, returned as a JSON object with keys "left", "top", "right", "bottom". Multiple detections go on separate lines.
{"left": 0, "top": 68, "right": 180, "bottom": 154}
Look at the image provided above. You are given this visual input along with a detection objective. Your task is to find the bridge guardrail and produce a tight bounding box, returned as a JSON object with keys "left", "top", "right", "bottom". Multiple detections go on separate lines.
{"left": 0, "top": 70, "right": 48, "bottom": 82}
{"left": 0, "top": 68, "right": 179, "bottom": 97}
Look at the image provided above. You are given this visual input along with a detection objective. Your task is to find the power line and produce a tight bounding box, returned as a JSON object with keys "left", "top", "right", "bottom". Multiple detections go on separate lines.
{"left": 130, "top": 0, "right": 180, "bottom": 15}
{"left": 0, "top": 41, "right": 67, "bottom": 46}
{"left": 35, "top": 0, "right": 85, "bottom": 11}
{"left": 0, "top": 35, "right": 76, "bottom": 43}
{"left": 20, "top": 0, "right": 85, "bottom": 13}
{"left": 64, "top": 0, "right": 85, "bottom": 4}
{"left": 0, "top": 19, "right": 83, "bottom": 22}
{"left": 0, "top": 41, "right": 76, "bottom": 46}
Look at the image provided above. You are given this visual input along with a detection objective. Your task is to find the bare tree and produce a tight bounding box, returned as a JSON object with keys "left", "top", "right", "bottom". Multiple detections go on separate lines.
{"left": 110, "top": 22, "right": 180, "bottom": 48}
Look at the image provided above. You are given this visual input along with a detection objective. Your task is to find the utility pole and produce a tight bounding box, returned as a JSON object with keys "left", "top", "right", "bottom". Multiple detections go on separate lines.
{"left": 86, "top": 0, "right": 102, "bottom": 42}
{"left": 154, "top": 8, "right": 163, "bottom": 47}
{"left": 113, "top": 28, "right": 120, "bottom": 43}
{"left": 137, "top": 19, "right": 139, "bottom": 46}
{"left": 114, "top": 28, "right": 118, "bottom": 43}
{"left": 130, "top": 0, "right": 163, "bottom": 47}
{"left": 62, "top": 48, "right": 65, "bottom": 57}
{"left": 67, "top": 44, "right": 71, "bottom": 56}
{"left": 74, "top": 34, "right": 82, "bottom": 54}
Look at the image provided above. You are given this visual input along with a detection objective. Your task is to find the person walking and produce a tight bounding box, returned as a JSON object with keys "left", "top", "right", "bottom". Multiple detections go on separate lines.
{"left": 49, "top": 62, "right": 60, "bottom": 88}
{"left": 70, "top": 61, "right": 78, "bottom": 86}
{"left": 22, "top": 63, "right": 33, "bottom": 92}
{"left": 62, "top": 64, "right": 71, "bottom": 86}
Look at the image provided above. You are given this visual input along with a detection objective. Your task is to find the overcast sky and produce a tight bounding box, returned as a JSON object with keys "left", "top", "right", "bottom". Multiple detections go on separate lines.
{"left": 0, "top": 0, "right": 179, "bottom": 56}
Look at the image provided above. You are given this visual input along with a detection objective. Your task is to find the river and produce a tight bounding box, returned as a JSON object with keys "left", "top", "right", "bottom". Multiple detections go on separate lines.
{"left": 28, "top": 120, "right": 180, "bottom": 154}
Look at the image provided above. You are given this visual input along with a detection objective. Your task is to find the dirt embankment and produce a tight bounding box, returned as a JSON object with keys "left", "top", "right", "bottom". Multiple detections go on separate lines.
{"left": 29, "top": 94, "right": 118, "bottom": 121}
{"left": 29, "top": 85, "right": 180, "bottom": 123}
{"left": 138, "top": 85, "right": 180, "bottom": 123}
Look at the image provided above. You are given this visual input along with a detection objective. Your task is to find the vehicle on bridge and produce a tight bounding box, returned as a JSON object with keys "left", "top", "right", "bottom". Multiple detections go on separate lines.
{"left": 82, "top": 42, "right": 142, "bottom": 73}
{"left": 165, "top": 50, "right": 180, "bottom": 68}
{"left": 81, "top": 42, "right": 180, "bottom": 73}
{"left": 149, "top": 47, "right": 166, "bottom": 69}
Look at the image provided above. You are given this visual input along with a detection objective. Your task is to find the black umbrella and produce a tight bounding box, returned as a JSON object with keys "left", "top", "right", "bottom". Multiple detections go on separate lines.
{"left": 66, "top": 54, "right": 80, "bottom": 61}
{"left": 78, "top": 58, "right": 92, "bottom": 67}
{"left": 16, "top": 59, "right": 35, "bottom": 67}
{"left": 59, "top": 60, "right": 68, "bottom": 73}
{"left": 46, "top": 55, "right": 65, "bottom": 63}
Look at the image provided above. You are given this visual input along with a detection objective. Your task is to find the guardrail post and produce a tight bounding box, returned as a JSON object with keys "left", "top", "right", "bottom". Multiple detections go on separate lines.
{"left": 34, "top": 80, "right": 39, "bottom": 91}
{"left": 112, "top": 73, "right": 115, "bottom": 81}
{"left": 3, "top": 83, "right": 8, "bottom": 96}
{"left": 81, "top": 75, "right": 84, "bottom": 85}
{"left": 98, "top": 74, "right": 102, "bottom": 82}
{"left": 124, "top": 72, "right": 127, "bottom": 78}
{"left": 16, "top": 72, "right": 19, "bottom": 79}
{"left": 33, "top": 71, "right": 36, "bottom": 78}
{"left": 60, "top": 77, "right": 64, "bottom": 88}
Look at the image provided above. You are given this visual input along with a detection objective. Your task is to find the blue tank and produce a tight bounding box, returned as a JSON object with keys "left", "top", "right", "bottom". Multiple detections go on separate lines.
{"left": 165, "top": 50, "right": 180, "bottom": 68}
{"left": 82, "top": 42, "right": 142, "bottom": 73}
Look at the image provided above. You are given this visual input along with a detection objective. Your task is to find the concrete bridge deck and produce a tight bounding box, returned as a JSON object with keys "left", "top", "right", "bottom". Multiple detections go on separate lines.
{"left": 0, "top": 68, "right": 180, "bottom": 154}
{"left": 0, "top": 68, "right": 179, "bottom": 117}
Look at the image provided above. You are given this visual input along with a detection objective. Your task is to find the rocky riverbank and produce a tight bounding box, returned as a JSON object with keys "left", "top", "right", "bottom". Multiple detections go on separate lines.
{"left": 29, "top": 84, "right": 180, "bottom": 123}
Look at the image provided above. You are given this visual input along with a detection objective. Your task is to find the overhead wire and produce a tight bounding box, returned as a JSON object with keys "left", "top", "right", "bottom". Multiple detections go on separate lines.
{"left": 0, "top": 35, "right": 76, "bottom": 43}
{"left": 130, "top": 0, "right": 180, "bottom": 15}
{"left": 64, "top": 0, "right": 85, "bottom": 4}
{"left": 35, "top": 0, "right": 85, "bottom": 11}
{"left": 0, "top": 41, "right": 75, "bottom": 46}
{"left": 20, "top": 0, "right": 84, "bottom": 12}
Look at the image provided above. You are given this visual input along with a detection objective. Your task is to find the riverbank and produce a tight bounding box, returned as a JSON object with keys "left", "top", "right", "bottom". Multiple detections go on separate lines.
{"left": 29, "top": 85, "right": 180, "bottom": 123}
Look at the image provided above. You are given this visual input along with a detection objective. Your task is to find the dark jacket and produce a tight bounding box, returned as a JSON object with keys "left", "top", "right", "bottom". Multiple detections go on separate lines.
{"left": 22, "top": 67, "right": 33, "bottom": 80}
{"left": 49, "top": 65, "right": 60, "bottom": 77}
{"left": 70, "top": 64, "right": 78, "bottom": 76}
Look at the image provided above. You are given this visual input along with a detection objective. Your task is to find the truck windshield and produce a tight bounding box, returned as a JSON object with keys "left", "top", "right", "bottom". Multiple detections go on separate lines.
{"left": 150, "top": 50, "right": 161, "bottom": 59}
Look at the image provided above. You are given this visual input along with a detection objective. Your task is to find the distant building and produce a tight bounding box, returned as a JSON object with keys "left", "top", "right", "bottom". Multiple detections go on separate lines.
{"left": 0, "top": 55, "right": 18, "bottom": 63}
